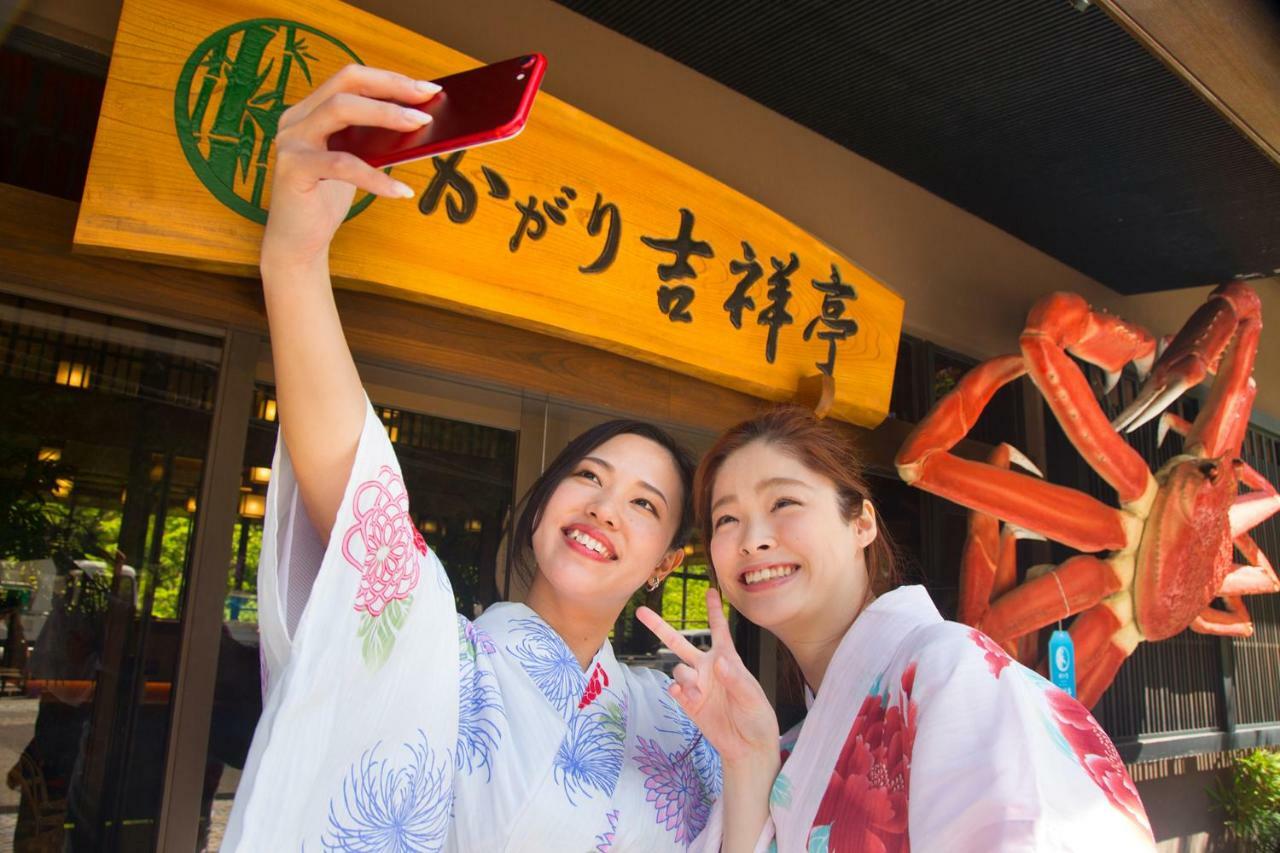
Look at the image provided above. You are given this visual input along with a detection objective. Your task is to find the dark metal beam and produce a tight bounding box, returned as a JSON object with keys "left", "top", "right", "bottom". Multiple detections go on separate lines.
{"left": 1117, "top": 725, "right": 1280, "bottom": 764}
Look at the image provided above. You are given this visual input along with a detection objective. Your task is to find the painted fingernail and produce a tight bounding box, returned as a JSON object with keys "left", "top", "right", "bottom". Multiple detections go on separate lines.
{"left": 392, "top": 181, "right": 415, "bottom": 199}
{"left": 402, "top": 108, "right": 432, "bottom": 124}
{"left": 415, "top": 80, "right": 441, "bottom": 94}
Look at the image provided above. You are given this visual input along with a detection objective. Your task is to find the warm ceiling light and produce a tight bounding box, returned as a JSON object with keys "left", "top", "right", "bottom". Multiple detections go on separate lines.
{"left": 421, "top": 519, "right": 439, "bottom": 534}
{"left": 55, "top": 361, "right": 91, "bottom": 388}
{"left": 465, "top": 519, "right": 483, "bottom": 533}
{"left": 37, "top": 447, "right": 62, "bottom": 463}
{"left": 186, "top": 496, "right": 198, "bottom": 514}
{"left": 263, "top": 398, "right": 277, "bottom": 422}
{"left": 249, "top": 466, "right": 272, "bottom": 484}
{"left": 386, "top": 424, "right": 399, "bottom": 443}
{"left": 239, "top": 493, "right": 266, "bottom": 519}
{"left": 52, "top": 477, "right": 74, "bottom": 498}
{"left": 683, "top": 544, "right": 696, "bottom": 556}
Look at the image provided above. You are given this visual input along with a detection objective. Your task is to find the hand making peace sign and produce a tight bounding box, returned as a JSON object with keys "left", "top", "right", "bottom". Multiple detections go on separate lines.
{"left": 637, "top": 588, "right": 779, "bottom": 768}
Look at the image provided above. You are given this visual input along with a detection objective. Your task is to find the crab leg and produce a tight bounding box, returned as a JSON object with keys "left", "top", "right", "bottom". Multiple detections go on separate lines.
{"left": 1117, "top": 283, "right": 1262, "bottom": 448}
{"left": 1069, "top": 602, "right": 1137, "bottom": 710}
{"left": 898, "top": 355, "right": 1129, "bottom": 552}
{"left": 1190, "top": 596, "right": 1254, "bottom": 637}
{"left": 1232, "top": 462, "right": 1280, "bottom": 536}
{"left": 980, "top": 555, "right": 1123, "bottom": 643}
{"left": 1219, "top": 535, "right": 1280, "bottom": 596}
{"left": 1021, "top": 293, "right": 1155, "bottom": 505}
{"left": 957, "top": 444, "right": 1037, "bottom": 628}
{"left": 1189, "top": 311, "right": 1261, "bottom": 458}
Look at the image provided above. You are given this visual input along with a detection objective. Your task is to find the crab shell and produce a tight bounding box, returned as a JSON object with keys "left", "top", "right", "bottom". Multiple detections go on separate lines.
{"left": 1136, "top": 455, "right": 1238, "bottom": 641}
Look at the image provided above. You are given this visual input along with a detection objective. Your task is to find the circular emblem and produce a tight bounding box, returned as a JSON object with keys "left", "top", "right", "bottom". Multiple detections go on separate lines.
{"left": 1054, "top": 646, "right": 1070, "bottom": 673}
{"left": 175, "top": 19, "right": 378, "bottom": 223}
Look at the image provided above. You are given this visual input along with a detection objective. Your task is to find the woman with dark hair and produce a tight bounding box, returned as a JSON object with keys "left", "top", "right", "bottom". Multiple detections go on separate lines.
{"left": 224, "top": 66, "right": 719, "bottom": 850}
{"left": 640, "top": 406, "right": 1156, "bottom": 852}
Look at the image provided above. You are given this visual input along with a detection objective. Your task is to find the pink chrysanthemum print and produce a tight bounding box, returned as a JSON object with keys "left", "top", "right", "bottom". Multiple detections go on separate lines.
{"left": 595, "top": 809, "right": 619, "bottom": 852}
{"left": 342, "top": 465, "right": 422, "bottom": 669}
{"left": 633, "top": 736, "right": 710, "bottom": 845}
{"left": 969, "top": 628, "right": 1012, "bottom": 679}
{"left": 342, "top": 465, "right": 421, "bottom": 617}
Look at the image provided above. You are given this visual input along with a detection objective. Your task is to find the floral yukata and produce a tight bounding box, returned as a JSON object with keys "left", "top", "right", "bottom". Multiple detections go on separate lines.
{"left": 696, "top": 586, "right": 1155, "bottom": 853}
{"left": 224, "top": 399, "right": 720, "bottom": 851}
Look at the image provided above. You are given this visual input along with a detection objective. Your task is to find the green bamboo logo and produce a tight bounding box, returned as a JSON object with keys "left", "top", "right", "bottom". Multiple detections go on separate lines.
{"left": 175, "top": 19, "right": 377, "bottom": 223}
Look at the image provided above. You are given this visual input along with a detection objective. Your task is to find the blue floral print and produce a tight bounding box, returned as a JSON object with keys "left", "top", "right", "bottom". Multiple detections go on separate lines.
{"left": 507, "top": 617, "right": 585, "bottom": 718}
{"left": 322, "top": 730, "right": 451, "bottom": 852}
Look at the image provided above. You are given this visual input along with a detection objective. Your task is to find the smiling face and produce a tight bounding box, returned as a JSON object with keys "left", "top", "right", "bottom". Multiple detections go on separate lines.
{"left": 530, "top": 433, "right": 686, "bottom": 612}
{"left": 708, "top": 439, "right": 877, "bottom": 641}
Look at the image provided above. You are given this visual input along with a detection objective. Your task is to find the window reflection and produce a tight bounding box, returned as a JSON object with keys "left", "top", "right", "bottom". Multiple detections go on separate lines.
{"left": 0, "top": 293, "right": 221, "bottom": 850}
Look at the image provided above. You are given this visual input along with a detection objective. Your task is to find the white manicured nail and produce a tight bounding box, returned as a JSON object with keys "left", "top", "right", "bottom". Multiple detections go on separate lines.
{"left": 415, "top": 80, "right": 441, "bottom": 95}
{"left": 402, "top": 108, "right": 432, "bottom": 124}
{"left": 392, "top": 181, "right": 415, "bottom": 199}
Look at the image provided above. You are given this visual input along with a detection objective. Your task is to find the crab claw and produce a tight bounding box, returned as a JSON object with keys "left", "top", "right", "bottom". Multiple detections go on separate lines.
{"left": 1113, "top": 372, "right": 1192, "bottom": 434}
{"left": 1001, "top": 443, "right": 1044, "bottom": 478}
{"left": 1004, "top": 523, "right": 1048, "bottom": 542}
{"left": 1133, "top": 349, "right": 1156, "bottom": 383}
{"left": 1116, "top": 285, "right": 1259, "bottom": 435}
{"left": 1103, "top": 368, "right": 1122, "bottom": 395}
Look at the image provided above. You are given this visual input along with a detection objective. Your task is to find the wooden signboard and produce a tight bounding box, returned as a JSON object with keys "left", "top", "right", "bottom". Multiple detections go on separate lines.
{"left": 75, "top": 0, "right": 904, "bottom": 426}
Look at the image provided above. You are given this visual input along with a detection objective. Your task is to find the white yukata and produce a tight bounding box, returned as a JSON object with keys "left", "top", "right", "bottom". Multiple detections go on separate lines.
{"left": 696, "top": 586, "right": 1156, "bottom": 853}
{"left": 224, "top": 398, "right": 720, "bottom": 851}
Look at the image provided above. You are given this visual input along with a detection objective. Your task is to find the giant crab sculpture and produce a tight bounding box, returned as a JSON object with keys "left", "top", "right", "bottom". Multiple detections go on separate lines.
{"left": 895, "top": 283, "right": 1279, "bottom": 709}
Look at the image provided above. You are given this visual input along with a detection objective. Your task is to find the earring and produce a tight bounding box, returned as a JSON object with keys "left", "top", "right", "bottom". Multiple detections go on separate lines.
{"left": 646, "top": 576, "right": 661, "bottom": 591}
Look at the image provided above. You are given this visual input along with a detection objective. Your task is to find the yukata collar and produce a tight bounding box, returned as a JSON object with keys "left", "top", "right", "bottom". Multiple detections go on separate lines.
{"left": 480, "top": 601, "right": 625, "bottom": 719}
{"left": 802, "top": 585, "right": 941, "bottom": 710}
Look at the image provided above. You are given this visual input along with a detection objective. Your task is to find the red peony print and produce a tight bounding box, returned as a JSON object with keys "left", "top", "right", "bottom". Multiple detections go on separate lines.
{"left": 1045, "top": 688, "right": 1152, "bottom": 835}
{"left": 969, "top": 628, "right": 1012, "bottom": 679}
{"left": 811, "top": 664, "right": 918, "bottom": 853}
{"left": 341, "top": 465, "right": 422, "bottom": 617}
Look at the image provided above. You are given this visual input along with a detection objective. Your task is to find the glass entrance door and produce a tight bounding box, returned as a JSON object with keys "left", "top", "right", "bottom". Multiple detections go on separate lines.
{"left": 0, "top": 292, "right": 225, "bottom": 850}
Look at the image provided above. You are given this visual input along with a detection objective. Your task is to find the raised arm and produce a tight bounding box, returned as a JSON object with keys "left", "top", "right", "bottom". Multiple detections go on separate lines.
{"left": 259, "top": 66, "right": 439, "bottom": 541}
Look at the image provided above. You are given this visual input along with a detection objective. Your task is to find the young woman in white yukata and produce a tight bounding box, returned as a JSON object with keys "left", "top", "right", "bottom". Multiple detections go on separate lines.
{"left": 223, "top": 66, "right": 725, "bottom": 851}
{"left": 638, "top": 407, "right": 1158, "bottom": 852}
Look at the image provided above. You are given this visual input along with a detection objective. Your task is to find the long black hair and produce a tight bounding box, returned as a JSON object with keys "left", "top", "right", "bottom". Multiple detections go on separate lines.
{"left": 504, "top": 420, "right": 696, "bottom": 592}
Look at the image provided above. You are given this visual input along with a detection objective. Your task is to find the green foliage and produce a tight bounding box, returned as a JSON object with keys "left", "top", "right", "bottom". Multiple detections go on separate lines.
{"left": 0, "top": 442, "right": 77, "bottom": 561}
{"left": 660, "top": 563, "right": 728, "bottom": 630}
{"left": 1211, "top": 748, "right": 1280, "bottom": 851}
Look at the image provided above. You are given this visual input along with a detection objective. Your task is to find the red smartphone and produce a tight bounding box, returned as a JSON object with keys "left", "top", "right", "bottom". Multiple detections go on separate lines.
{"left": 328, "top": 53, "right": 547, "bottom": 168}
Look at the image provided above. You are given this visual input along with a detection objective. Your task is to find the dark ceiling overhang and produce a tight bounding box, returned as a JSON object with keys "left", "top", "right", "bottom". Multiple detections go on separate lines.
{"left": 554, "top": 0, "right": 1280, "bottom": 295}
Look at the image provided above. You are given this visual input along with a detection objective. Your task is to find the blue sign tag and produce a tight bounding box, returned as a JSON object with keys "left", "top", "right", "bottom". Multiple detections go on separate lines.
{"left": 1048, "top": 629, "right": 1077, "bottom": 698}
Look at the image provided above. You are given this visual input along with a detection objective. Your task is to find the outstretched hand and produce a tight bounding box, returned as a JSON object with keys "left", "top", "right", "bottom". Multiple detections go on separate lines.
{"left": 637, "top": 588, "right": 779, "bottom": 768}
{"left": 262, "top": 65, "right": 439, "bottom": 270}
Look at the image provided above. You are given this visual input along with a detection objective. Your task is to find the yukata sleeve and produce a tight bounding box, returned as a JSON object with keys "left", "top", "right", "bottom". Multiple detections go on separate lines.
{"left": 228, "top": 395, "right": 461, "bottom": 850}
{"left": 256, "top": 394, "right": 456, "bottom": 691}
{"left": 904, "top": 624, "right": 1155, "bottom": 852}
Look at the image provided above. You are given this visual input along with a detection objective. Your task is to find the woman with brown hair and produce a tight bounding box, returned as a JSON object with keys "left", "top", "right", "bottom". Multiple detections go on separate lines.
{"left": 640, "top": 406, "right": 1156, "bottom": 852}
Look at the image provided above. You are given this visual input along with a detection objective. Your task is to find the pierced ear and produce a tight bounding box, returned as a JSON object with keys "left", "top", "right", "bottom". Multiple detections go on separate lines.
{"left": 654, "top": 547, "right": 686, "bottom": 584}
{"left": 853, "top": 499, "right": 879, "bottom": 548}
